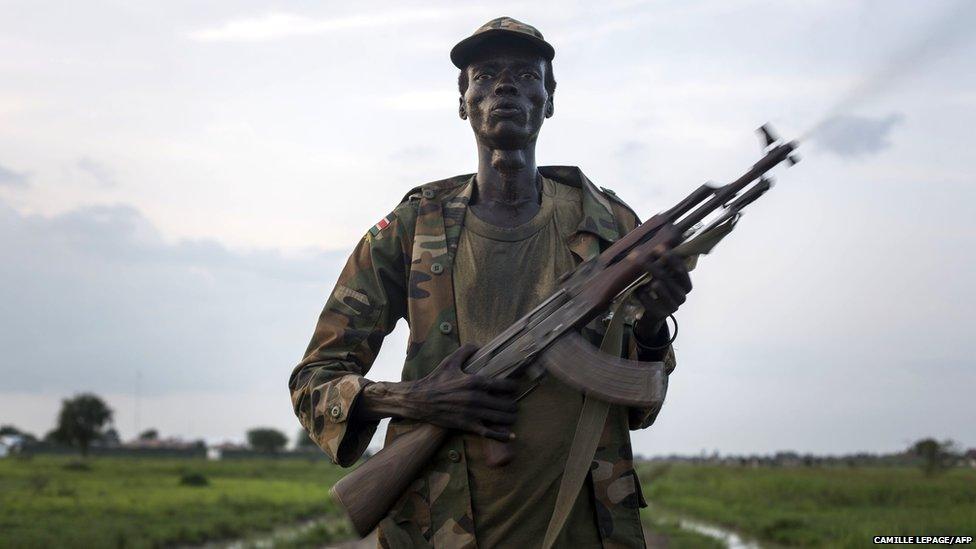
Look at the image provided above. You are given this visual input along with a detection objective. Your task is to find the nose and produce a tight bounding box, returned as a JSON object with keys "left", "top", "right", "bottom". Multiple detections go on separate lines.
{"left": 493, "top": 71, "right": 518, "bottom": 96}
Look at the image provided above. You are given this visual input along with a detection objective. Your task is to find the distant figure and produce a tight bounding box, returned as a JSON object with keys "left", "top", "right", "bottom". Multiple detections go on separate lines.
{"left": 289, "top": 17, "right": 692, "bottom": 548}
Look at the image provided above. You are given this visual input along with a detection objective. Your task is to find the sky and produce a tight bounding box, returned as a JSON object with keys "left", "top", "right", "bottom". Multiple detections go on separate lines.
{"left": 1, "top": 0, "right": 973, "bottom": 456}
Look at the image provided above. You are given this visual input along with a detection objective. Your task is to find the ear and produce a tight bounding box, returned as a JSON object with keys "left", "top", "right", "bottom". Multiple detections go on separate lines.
{"left": 458, "top": 97, "right": 467, "bottom": 120}
{"left": 545, "top": 96, "right": 554, "bottom": 119}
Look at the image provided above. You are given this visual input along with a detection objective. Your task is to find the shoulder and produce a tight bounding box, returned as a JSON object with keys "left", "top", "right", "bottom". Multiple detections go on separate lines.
{"left": 368, "top": 174, "right": 474, "bottom": 242}
{"left": 540, "top": 165, "right": 641, "bottom": 234}
{"left": 599, "top": 186, "right": 642, "bottom": 230}
{"left": 399, "top": 173, "right": 473, "bottom": 203}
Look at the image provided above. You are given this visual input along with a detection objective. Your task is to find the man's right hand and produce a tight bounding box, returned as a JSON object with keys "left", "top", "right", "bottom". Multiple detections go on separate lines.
{"left": 352, "top": 344, "right": 519, "bottom": 441}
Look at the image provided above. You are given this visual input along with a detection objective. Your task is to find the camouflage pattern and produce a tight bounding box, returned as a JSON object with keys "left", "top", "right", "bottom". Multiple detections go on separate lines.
{"left": 289, "top": 166, "right": 676, "bottom": 548}
{"left": 450, "top": 16, "right": 555, "bottom": 69}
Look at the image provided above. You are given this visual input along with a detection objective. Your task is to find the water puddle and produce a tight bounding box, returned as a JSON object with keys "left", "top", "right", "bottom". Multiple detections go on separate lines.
{"left": 647, "top": 504, "right": 765, "bottom": 548}
{"left": 185, "top": 515, "right": 363, "bottom": 549}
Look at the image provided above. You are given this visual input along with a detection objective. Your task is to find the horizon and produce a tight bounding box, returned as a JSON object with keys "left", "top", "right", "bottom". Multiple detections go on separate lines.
{"left": 1, "top": 0, "right": 974, "bottom": 457}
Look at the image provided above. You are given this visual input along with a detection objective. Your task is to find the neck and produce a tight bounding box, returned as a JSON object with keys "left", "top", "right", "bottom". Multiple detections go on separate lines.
{"left": 473, "top": 141, "right": 540, "bottom": 206}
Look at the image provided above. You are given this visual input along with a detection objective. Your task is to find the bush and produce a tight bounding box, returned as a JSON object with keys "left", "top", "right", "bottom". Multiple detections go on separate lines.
{"left": 62, "top": 460, "right": 92, "bottom": 471}
{"left": 179, "top": 472, "right": 209, "bottom": 487}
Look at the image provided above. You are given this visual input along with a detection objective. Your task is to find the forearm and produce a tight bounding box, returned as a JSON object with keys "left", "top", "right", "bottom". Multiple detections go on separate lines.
{"left": 352, "top": 380, "right": 427, "bottom": 423}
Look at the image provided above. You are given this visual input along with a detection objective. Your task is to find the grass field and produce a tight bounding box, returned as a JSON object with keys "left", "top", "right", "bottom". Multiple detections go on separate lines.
{"left": 4, "top": 456, "right": 975, "bottom": 548}
{"left": 0, "top": 455, "right": 349, "bottom": 548}
{"left": 638, "top": 463, "right": 976, "bottom": 547}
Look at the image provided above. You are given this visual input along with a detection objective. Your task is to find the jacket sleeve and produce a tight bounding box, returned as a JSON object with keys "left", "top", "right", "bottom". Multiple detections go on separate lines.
{"left": 288, "top": 204, "right": 413, "bottom": 466}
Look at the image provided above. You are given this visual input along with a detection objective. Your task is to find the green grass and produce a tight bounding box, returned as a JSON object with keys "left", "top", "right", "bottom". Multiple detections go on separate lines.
{"left": 7, "top": 456, "right": 974, "bottom": 548}
{"left": 638, "top": 463, "right": 976, "bottom": 547}
{"left": 0, "top": 455, "right": 348, "bottom": 548}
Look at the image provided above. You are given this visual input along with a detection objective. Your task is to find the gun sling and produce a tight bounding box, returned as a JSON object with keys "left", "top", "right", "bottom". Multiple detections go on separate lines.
{"left": 541, "top": 282, "right": 640, "bottom": 548}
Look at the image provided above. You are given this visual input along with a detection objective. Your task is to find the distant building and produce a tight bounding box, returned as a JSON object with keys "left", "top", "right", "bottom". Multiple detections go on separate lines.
{"left": 208, "top": 441, "right": 249, "bottom": 460}
{"left": 123, "top": 437, "right": 201, "bottom": 450}
{"left": 0, "top": 435, "right": 26, "bottom": 457}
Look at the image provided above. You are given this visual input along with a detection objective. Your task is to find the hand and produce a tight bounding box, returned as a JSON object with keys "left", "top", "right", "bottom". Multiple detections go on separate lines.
{"left": 634, "top": 253, "right": 693, "bottom": 340}
{"left": 355, "top": 344, "right": 519, "bottom": 441}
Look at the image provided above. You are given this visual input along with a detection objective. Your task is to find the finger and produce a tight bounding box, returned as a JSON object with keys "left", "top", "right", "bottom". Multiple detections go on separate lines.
{"left": 650, "top": 280, "right": 679, "bottom": 312}
{"left": 475, "top": 408, "right": 518, "bottom": 426}
{"left": 658, "top": 278, "right": 687, "bottom": 306}
{"left": 636, "top": 283, "right": 663, "bottom": 312}
{"left": 664, "top": 255, "right": 693, "bottom": 292}
{"left": 473, "top": 394, "right": 518, "bottom": 413}
{"left": 466, "top": 375, "right": 517, "bottom": 395}
{"left": 642, "top": 257, "right": 667, "bottom": 280}
{"left": 484, "top": 377, "right": 520, "bottom": 395}
{"left": 451, "top": 343, "right": 479, "bottom": 364}
{"left": 474, "top": 424, "right": 515, "bottom": 442}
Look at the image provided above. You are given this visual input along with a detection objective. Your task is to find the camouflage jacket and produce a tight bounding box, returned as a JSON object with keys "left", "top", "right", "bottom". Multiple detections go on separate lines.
{"left": 289, "top": 166, "right": 676, "bottom": 548}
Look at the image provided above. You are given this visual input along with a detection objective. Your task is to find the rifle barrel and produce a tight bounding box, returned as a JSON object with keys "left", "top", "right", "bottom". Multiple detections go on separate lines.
{"left": 674, "top": 141, "right": 796, "bottom": 235}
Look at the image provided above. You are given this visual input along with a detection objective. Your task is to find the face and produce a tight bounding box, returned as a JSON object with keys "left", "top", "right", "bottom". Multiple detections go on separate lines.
{"left": 460, "top": 43, "right": 553, "bottom": 150}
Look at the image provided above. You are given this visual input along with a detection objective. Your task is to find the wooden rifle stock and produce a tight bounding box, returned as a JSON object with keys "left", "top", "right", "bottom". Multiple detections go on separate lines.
{"left": 331, "top": 422, "right": 449, "bottom": 537}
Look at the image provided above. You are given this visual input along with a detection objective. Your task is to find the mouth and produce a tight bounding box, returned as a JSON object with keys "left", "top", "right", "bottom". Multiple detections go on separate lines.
{"left": 490, "top": 102, "right": 524, "bottom": 118}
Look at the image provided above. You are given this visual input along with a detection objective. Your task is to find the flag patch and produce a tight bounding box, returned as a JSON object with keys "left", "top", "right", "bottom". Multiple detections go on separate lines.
{"left": 368, "top": 215, "right": 394, "bottom": 237}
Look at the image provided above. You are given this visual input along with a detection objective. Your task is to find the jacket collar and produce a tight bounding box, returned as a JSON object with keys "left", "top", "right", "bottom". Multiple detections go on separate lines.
{"left": 429, "top": 166, "right": 618, "bottom": 263}
{"left": 538, "top": 165, "right": 619, "bottom": 245}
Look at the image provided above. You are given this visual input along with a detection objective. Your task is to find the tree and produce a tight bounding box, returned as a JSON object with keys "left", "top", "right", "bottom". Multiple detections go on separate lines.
{"left": 101, "top": 428, "right": 121, "bottom": 446}
{"left": 138, "top": 428, "right": 159, "bottom": 441}
{"left": 247, "top": 428, "right": 288, "bottom": 453}
{"left": 909, "top": 438, "right": 958, "bottom": 476}
{"left": 50, "top": 393, "right": 113, "bottom": 456}
{"left": 295, "top": 429, "right": 317, "bottom": 450}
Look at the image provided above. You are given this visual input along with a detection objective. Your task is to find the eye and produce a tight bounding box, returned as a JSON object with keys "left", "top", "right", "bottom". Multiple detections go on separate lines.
{"left": 520, "top": 72, "right": 539, "bottom": 79}
{"left": 475, "top": 73, "right": 493, "bottom": 81}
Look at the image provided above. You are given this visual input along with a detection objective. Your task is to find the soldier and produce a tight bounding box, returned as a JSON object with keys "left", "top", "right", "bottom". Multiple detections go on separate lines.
{"left": 289, "top": 17, "right": 693, "bottom": 548}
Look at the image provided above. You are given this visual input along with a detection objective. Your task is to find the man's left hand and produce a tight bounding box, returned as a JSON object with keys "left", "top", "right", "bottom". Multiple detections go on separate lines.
{"left": 633, "top": 253, "right": 693, "bottom": 342}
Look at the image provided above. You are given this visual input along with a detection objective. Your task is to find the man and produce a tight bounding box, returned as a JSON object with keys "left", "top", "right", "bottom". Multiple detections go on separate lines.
{"left": 289, "top": 17, "right": 692, "bottom": 548}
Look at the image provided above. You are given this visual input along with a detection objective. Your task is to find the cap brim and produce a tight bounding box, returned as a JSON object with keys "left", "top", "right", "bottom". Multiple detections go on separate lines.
{"left": 450, "top": 29, "right": 555, "bottom": 69}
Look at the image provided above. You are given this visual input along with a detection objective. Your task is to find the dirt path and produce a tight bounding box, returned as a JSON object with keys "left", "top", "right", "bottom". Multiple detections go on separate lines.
{"left": 323, "top": 531, "right": 376, "bottom": 549}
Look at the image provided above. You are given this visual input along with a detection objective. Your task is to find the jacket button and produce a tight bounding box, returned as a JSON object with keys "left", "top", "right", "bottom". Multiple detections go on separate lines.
{"left": 329, "top": 405, "right": 341, "bottom": 418}
{"left": 430, "top": 262, "right": 444, "bottom": 274}
{"left": 422, "top": 189, "right": 435, "bottom": 199}
{"left": 439, "top": 322, "right": 453, "bottom": 334}
{"left": 447, "top": 450, "right": 461, "bottom": 463}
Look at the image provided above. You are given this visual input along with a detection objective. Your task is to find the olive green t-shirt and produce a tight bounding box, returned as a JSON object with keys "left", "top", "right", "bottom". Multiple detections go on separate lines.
{"left": 453, "top": 176, "right": 603, "bottom": 547}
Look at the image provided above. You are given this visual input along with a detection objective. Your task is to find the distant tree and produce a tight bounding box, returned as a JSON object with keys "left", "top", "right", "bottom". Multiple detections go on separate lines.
{"left": 100, "top": 427, "right": 121, "bottom": 447}
{"left": 43, "top": 429, "right": 63, "bottom": 444}
{"left": 910, "top": 438, "right": 958, "bottom": 476}
{"left": 295, "top": 429, "right": 317, "bottom": 450}
{"left": 247, "top": 428, "right": 288, "bottom": 453}
{"left": 138, "top": 428, "right": 159, "bottom": 441}
{"left": 50, "top": 393, "right": 114, "bottom": 456}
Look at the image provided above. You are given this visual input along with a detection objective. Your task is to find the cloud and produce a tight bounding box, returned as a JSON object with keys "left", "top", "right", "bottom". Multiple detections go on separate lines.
{"left": 0, "top": 163, "right": 29, "bottom": 187}
{"left": 0, "top": 198, "right": 347, "bottom": 397}
{"left": 382, "top": 89, "right": 457, "bottom": 112}
{"left": 188, "top": 10, "right": 450, "bottom": 42}
{"left": 76, "top": 157, "right": 118, "bottom": 187}
{"left": 811, "top": 113, "right": 904, "bottom": 158}
{"left": 615, "top": 140, "right": 647, "bottom": 158}
{"left": 389, "top": 145, "right": 439, "bottom": 163}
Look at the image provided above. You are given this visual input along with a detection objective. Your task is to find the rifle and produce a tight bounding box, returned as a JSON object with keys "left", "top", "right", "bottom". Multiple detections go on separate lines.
{"left": 331, "top": 125, "right": 800, "bottom": 537}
